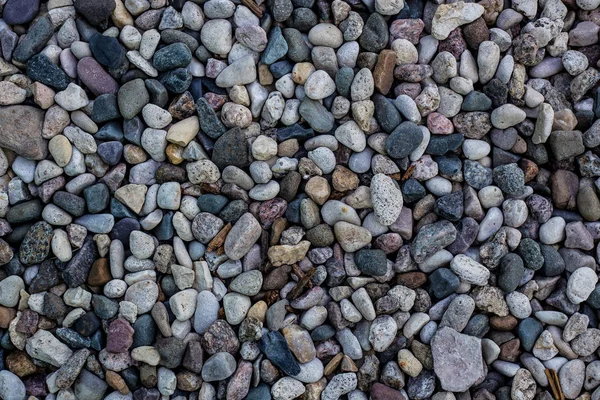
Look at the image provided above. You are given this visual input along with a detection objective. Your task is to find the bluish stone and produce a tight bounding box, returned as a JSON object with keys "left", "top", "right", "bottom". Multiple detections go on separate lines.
{"left": 153, "top": 42, "right": 192, "bottom": 71}
{"left": 53, "top": 191, "right": 86, "bottom": 217}
{"left": 463, "top": 160, "right": 492, "bottom": 190}
{"left": 155, "top": 211, "right": 174, "bottom": 241}
{"left": 462, "top": 91, "right": 492, "bottom": 111}
{"left": 359, "top": 13, "right": 389, "bottom": 52}
{"left": 95, "top": 121, "right": 124, "bottom": 141}
{"left": 97, "top": 141, "right": 123, "bottom": 166}
{"left": 269, "top": 60, "right": 294, "bottom": 79}
{"left": 539, "top": 244, "right": 565, "bottom": 277}
{"left": 335, "top": 67, "right": 354, "bottom": 98}
{"left": 84, "top": 183, "right": 110, "bottom": 214}
{"left": 435, "top": 189, "right": 463, "bottom": 221}
{"left": 436, "top": 154, "right": 462, "bottom": 178}
{"left": 110, "top": 217, "right": 141, "bottom": 243}
{"left": 258, "top": 331, "right": 301, "bottom": 376}
{"left": 160, "top": 68, "right": 192, "bottom": 93}
{"left": 426, "top": 134, "right": 464, "bottom": 155}
{"left": 56, "top": 327, "right": 92, "bottom": 348}
{"left": 3, "top": 0, "right": 40, "bottom": 25}
{"left": 13, "top": 16, "right": 54, "bottom": 63}
{"left": 402, "top": 178, "right": 426, "bottom": 203}
{"left": 197, "top": 194, "right": 228, "bottom": 214}
{"left": 218, "top": 199, "right": 248, "bottom": 223}
{"left": 518, "top": 317, "right": 543, "bottom": 351}
{"left": 386, "top": 121, "right": 423, "bottom": 159}
{"left": 133, "top": 314, "right": 157, "bottom": 348}
{"left": 276, "top": 124, "right": 314, "bottom": 141}
{"left": 123, "top": 116, "right": 144, "bottom": 146}
{"left": 111, "top": 198, "right": 136, "bottom": 219}
{"left": 374, "top": 93, "right": 402, "bottom": 133}
{"left": 245, "top": 384, "right": 271, "bottom": 400}
{"left": 261, "top": 26, "right": 288, "bottom": 65}
{"left": 311, "top": 325, "right": 336, "bottom": 341}
{"left": 145, "top": 79, "right": 169, "bottom": 108}
{"left": 299, "top": 98, "right": 334, "bottom": 133}
{"left": 498, "top": 253, "right": 525, "bottom": 293}
{"left": 462, "top": 314, "right": 490, "bottom": 338}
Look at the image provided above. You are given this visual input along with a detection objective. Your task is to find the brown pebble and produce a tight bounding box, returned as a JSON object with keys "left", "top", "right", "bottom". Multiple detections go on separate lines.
{"left": 6, "top": 351, "right": 36, "bottom": 377}
{"left": 324, "top": 353, "right": 343, "bottom": 375}
{"left": 106, "top": 370, "right": 129, "bottom": 394}
{"left": 551, "top": 169, "right": 579, "bottom": 209}
{"left": 0, "top": 305, "right": 16, "bottom": 329}
{"left": 341, "top": 354, "right": 358, "bottom": 372}
{"left": 332, "top": 165, "right": 359, "bottom": 192}
{"left": 397, "top": 272, "right": 427, "bottom": 288}
{"left": 87, "top": 258, "right": 111, "bottom": 287}
{"left": 373, "top": 50, "right": 396, "bottom": 95}
{"left": 489, "top": 315, "right": 518, "bottom": 330}
{"left": 499, "top": 338, "right": 521, "bottom": 362}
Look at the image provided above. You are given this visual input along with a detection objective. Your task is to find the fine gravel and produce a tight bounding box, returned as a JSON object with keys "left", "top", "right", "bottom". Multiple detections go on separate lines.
{"left": 0, "top": 0, "right": 599, "bottom": 399}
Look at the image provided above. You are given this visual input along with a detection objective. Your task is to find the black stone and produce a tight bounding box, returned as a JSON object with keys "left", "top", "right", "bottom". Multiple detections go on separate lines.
{"left": 434, "top": 190, "right": 463, "bottom": 222}
{"left": 89, "top": 33, "right": 124, "bottom": 69}
{"left": 160, "top": 68, "right": 192, "bottom": 93}
{"left": 13, "top": 16, "right": 54, "bottom": 63}
{"left": 354, "top": 249, "right": 388, "bottom": 276}
{"left": 258, "top": 331, "right": 301, "bottom": 376}
{"left": 426, "top": 134, "right": 464, "bottom": 155}
{"left": 196, "top": 97, "right": 226, "bottom": 139}
{"left": 74, "top": 311, "right": 101, "bottom": 337}
{"left": 26, "top": 54, "right": 70, "bottom": 90}
{"left": 359, "top": 13, "right": 389, "bottom": 52}
{"left": 92, "top": 94, "right": 121, "bottom": 123}
{"left": 62, "top": 238, "right": 98, "bottom": 287}
{"left": 374, "top": 93, "right": 401, "bottom": 133}
{"left": 386, "top": 121, "right": 423, "bottom": 159}
{"left": 498, "top": 253, "right": 525, "bottom": 293}
{"left": 74, "top": 0, "right": 116, "bottom": 25}
{"left": 153, "top": 43, "right": 192, "bottom": 71}
{"left": 212, "top": 127, "right": 249, "bottom": 170}
{"left": 429, "top": 268, "right": 460, "bottom": 299}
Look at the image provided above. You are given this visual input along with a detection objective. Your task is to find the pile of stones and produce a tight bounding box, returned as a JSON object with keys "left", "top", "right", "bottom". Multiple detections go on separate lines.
{"left": 0, "top": 0, "right": 600, "bottom": 398}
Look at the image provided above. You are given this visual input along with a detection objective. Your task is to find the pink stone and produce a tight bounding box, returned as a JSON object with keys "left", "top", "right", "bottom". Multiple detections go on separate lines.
{"left": 427, "top": 112, "right": 454, "bottom": 134}
{"left": 106, "top": 318, "right": 134, "bottom": 353}
{"left": 389, "top": 19, "right": 425, "bottom": 45}
{"left": 77, "top": 57, "right": 119, "bottom": 96}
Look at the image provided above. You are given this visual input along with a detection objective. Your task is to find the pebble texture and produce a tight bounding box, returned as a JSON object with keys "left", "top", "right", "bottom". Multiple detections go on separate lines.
{"left": 0, "top": 0, "right": 598, "bottom": 399}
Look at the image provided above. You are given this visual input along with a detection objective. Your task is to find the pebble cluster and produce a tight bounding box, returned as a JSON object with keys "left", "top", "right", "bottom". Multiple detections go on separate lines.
{"left": 1, "top": 0, "right": 600, "bottom": 398}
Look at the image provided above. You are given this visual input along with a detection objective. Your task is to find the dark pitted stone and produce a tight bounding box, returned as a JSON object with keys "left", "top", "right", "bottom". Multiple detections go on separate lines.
{"left": 262, "top": 26, "right": 288, "bottom": 65}
{"left": 493, "top": 163, "right": 526, "bottom": 196}
{"left": 6, "top": 199, "right": 43, "bottom": 224}
{"left": 89, "top": 33, "right": 124, "bottom": 69}
{"left": 407, "top": 370, "right": 436, "bottom": 399}
{"left": 434, "top": 191, "right": 463, "bottom": 222}
{"left": 386, "top": 121, "right": 423, "bottom": 159}
{"left": 155, "top": 164, "right": 186, "bottom": 183}
{"left": 153, "top": 43, "right": 192, "bottom": 72}
{"left": 92, "top": 95, "right": 121, "bottom": 123}
{"left": 29, "top": 260, "right": 61, "bottom": 294}
{"left": 26, "top": 54, "right": 70, "bottom": 91}
{"left": 517, "top": 238, "right": 544, "bottom": 270}
{"left": 426, "top": 134, "right": 464, "bottom": 155}
{"left": 464, "top": 160, "right": 493, "bottom": 190}
{"left": 355, "top": 249, "right": 388, "bottom": 276}
{"left": 498, "top": 253, "right": 525, "bottom": 293}
{"left": 212, "top": 127, "right": 249, "bottom": 170}
{"left": 74, "top": 0, "right": 116, "bottom": 25}
{"left": 56, "top": 328, "right": 92, "bottom": 349}
{"left": 360, "top": 13, "right": 389, "bottom": 52}
{"left": 374, "top": 93, "right": 401, "bottom": 133}
{"left": 219, "top": 200, "right": 248, "bottom": 223}
{"left": 429, "top": 268, "right": 460, "bottom": 299}
{"left": 74, "top": 312, "right": 101, "bottom": 337}
{"left": 196, "top": 97, "right": 226, "bottom": 139}
{"left": 3, "top": 0, "right": 40, "bottom": 24}
{"left": 160, "top": 67, "right": 192, "bottom": 93}
{"left": 156, "top": 336, "right": 187, "bottom": 369}
{"left": 518, "top": 317, "right": 543, "bottom": 351}
{"left": 19, "top": 221, "right": 52, "bottom": 266}
{"left": 63, "top": 238, "right": 98, "bottom": 288}
{"left": 111, "top": 198, "right": 136, "bottom": 219}
{"left": 258, "top": 331, "right": 301, "bottom": 376}
{"left": 13, "top": 16, "right": 54, "bottom": 63}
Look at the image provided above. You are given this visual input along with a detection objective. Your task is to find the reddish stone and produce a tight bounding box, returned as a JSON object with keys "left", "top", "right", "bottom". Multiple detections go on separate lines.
{"left": 397, "top": 272, "right": 427, "bottom": 288}
{"left": 77, "top": 57, "right": 119, "bottom": 95}
{"left": 374, "top": 233, "right": 403, "bottom": 254}
{"left": 371, "top": 383, "right": 407, "bottom": 400}
{"left": 203, "top": 92, "right": 227, "bottom": 111}
{"left": 394, "top": 83, "right": 421, "bottom": 99}
{"left": 169, "top": 92, "right": 197, "bottom": 120}
{"left": 462, "top": 17, "right": 490, "bottom": 50}
{"left": 519, "top": 158, "right": 539, "bottom": 183}
{"left": 15, "top": 309, "right": 38, "bottom": 335}
{"left": 499, "top": 338, "right": 521, "bottom": 362}
{"left": 258, "top": 198, "right": 288, "bottom": 229}
{"left": 394, "top": 64, "right": 433, "bottom": 83}
{"left": 389, "top": 19, "right": 424, "bottom": 44}
{"left": 438, "top": 28, "right": 467, "bottom": 60}
{"left": 427, "top": 112, "right": 454, "bottom": 134}
{"left": 373, "top": 50, "right": 396, "bottom": 95}
{"left": 489, "top": 315, "right": 518, "bottom": 331}
{"left": 226, "top": 361, "right": 253, "bottom": 400}
{"left": 106, "top": 318, "right": 134, "bottom": 353}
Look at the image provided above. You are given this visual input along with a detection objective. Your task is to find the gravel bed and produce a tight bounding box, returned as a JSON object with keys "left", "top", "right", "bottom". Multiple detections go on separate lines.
{"left": 0, "top": 0, "right": 599, "bottom": 399}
